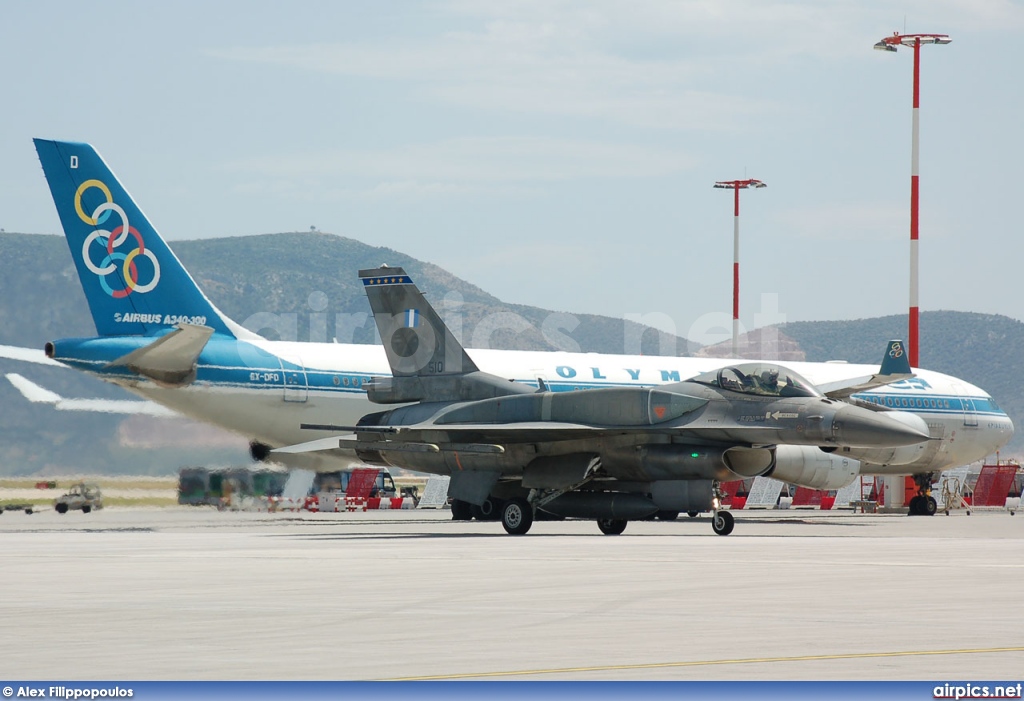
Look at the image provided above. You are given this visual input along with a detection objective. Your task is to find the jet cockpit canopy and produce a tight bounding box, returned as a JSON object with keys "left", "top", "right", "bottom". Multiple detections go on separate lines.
{"left": 692, "top": 363, "right": 820, "bottom": 398}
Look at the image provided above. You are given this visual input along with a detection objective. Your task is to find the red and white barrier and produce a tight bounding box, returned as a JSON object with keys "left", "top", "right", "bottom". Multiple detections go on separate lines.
{"left": 284, "top": 494, "right": 417, "bottom": 513}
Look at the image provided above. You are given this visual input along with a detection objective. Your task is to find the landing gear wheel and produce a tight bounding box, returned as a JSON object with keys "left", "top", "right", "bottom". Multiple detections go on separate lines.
{"left": 654, "top": 511, "right": 679, "bottom": 521}
{"left": 450, "top": 499, "right": 473, "bottom": 521}
{"left": 924, "top": 496, "right": 937, "bottom": 516}
{"left": 687, "top": 511, "right": 699, "bottom": 519}
{"left": 597, "top": 519, "right": 627, "bottom": 535}
{"left": 908, "top": 495, "right": 923, "bottom": 515}
{"left": 501, "top": 498, "right": 534, "bottom": 535}
{"left": 712, "top": 510, "right": 734, "bottom": 536}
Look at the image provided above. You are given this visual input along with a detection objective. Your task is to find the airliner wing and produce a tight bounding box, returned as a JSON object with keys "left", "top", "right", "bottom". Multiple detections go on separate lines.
{"left": 820, "top": 373, "right": 914, "bottom": 399}
{"left": 5, "top": 373, "right": 177, "bottom": 416}
{"left": 0, "top": 344, "right": 64, "bottom": 367}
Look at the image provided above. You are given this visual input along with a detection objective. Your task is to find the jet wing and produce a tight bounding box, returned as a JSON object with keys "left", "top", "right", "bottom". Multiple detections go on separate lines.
{"left": 287, "top": 421, "right": 781, "bottom": 450}
{"left": 5, "top": 373, "right": 177, "bottom": 416}
{"left": 272, "top": 435, "right": 361, "bottom": 455}
{"left": 0, "top": 344, "right": 64, "bottom": 367}
{"left": 817, "top": 340, "right": 914, "bottom": 399}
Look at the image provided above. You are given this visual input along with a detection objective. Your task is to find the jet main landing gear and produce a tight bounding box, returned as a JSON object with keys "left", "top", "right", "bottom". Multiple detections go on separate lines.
{"left": 501, "top": 497, "right": 534, "bottom": 535}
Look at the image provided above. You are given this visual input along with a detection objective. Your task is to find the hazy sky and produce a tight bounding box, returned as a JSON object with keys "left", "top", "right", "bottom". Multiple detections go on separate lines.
{"left": 2, "top": 1, "right": 1021, "bottom": 344}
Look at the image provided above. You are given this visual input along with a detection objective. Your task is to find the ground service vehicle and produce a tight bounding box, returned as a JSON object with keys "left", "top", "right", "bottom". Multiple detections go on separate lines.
{"left": 54, "top": 482, "right": 103, "bottom": 514}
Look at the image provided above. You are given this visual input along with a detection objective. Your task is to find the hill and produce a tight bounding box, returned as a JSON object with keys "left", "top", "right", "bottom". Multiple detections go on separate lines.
{"left": 1, "top": 231, "right": 1020, "bottom": 474}
{"left": 0, "top": 232, "right": 692, "bottom": 475}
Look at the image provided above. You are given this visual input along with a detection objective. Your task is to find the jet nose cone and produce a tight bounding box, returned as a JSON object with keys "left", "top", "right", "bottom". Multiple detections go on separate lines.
{"left": 987, "top": 412, "right": 1014, "bottom": 453}
{"left": 833, "top": 405, "right": 931, "bottom": 448}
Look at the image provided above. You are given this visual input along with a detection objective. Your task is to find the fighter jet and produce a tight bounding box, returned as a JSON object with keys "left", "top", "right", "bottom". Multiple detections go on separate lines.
{"left": 280, "top": 266, "right": 931, "bottom": 536}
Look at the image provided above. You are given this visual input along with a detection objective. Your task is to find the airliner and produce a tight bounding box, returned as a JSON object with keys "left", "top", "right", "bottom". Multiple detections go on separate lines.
{"left": 0, "top": 139, "right": 1013, "bottom": 517}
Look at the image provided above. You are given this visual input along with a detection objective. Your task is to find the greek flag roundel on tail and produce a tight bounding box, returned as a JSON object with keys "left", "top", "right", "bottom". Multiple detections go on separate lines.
{"left": 33, "top": 139, "right": 254, "bottom": 339}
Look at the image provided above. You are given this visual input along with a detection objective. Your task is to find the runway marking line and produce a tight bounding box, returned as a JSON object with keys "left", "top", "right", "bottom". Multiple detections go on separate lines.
{"left": 387, "top": 645, "right": 1024, "bottom": 681}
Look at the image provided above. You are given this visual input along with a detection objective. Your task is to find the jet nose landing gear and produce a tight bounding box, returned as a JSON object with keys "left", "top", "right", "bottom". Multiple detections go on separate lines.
{"left": 712, "top": 509, "right": 734, "bottom": 536}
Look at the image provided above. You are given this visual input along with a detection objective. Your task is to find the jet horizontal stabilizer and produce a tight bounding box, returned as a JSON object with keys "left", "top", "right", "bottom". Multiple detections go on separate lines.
{"left": 0, "top": 344, "right": 65, "bottom": 367}
{"left": 106, "top": 324, "right": 214, "bottom": 387}
{"left": 5, "top": 373, "right": 176, "bottom": 416}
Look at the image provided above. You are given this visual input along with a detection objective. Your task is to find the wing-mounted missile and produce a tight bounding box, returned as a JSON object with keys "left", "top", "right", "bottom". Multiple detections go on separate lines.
{"left": 359, "top": 267, "right": 534, "bottom": 403}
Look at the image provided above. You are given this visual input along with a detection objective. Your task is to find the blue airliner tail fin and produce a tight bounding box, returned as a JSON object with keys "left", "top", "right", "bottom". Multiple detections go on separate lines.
{"left": 33, "top": 139, "right": 255, "bottom": 339}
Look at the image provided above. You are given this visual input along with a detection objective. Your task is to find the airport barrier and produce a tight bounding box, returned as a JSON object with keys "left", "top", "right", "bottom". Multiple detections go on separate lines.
{"left": 972, "top": 464, "right": 1017, "bottom": 507}
{"left": 792, "top": 487, "right": 836, "bottom": 510}
{"left": 284, "top": 494, "right": 418, "bottom": 513}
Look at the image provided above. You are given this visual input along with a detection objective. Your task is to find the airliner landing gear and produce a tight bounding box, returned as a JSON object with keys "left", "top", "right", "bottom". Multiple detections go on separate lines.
{"left": 908, "top": 473, "right": 938, "bottom": 516}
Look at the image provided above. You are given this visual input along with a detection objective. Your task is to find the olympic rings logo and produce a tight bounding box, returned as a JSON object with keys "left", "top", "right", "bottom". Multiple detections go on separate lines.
{"left": 74, "top": 179, "right": 160, "bottom": 298}
{"left": 889, "top": 344, "right": 904, "bottom": 359}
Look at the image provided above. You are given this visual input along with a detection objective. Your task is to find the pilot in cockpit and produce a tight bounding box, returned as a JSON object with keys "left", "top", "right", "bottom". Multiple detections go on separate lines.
{"left": 758, "top": 368, "right": 780, "bottom": 395}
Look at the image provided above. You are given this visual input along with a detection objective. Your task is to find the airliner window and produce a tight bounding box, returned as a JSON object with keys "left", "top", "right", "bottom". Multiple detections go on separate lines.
{"left": 693, "top": 363, "right": 819, "bottom": 397}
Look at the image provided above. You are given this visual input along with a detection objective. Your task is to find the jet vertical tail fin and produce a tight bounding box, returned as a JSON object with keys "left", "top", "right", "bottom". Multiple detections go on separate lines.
{"left": 359, "top": 266, "right": 477, "bottom": 377}
{"left": 32, "top": 139, "right": 257, "bottom": 340}
{"left": 358, "top": 266, "right": 531, "bottom": 404}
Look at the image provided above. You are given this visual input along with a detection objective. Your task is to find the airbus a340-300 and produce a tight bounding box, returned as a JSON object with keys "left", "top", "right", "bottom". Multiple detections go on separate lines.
{"left": 0, "top": 139, "right": 1013, "bottom": 530}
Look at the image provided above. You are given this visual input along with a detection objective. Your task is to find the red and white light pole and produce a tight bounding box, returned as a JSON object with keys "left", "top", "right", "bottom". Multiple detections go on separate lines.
{"left": 874, "top": 31, "right": 951, "bottom": 369}
{"left": 713, "top": 178, "right": 767, "bottom": 357}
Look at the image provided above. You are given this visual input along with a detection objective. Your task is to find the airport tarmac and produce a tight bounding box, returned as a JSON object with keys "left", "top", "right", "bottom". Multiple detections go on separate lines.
{"left": 0, "top": 506, "right": 1021, "bottom": 681}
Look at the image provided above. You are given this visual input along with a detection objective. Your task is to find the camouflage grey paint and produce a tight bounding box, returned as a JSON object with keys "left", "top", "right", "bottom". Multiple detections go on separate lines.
{"left": 349, "top": 268, "right": 931, "bottom": 518}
